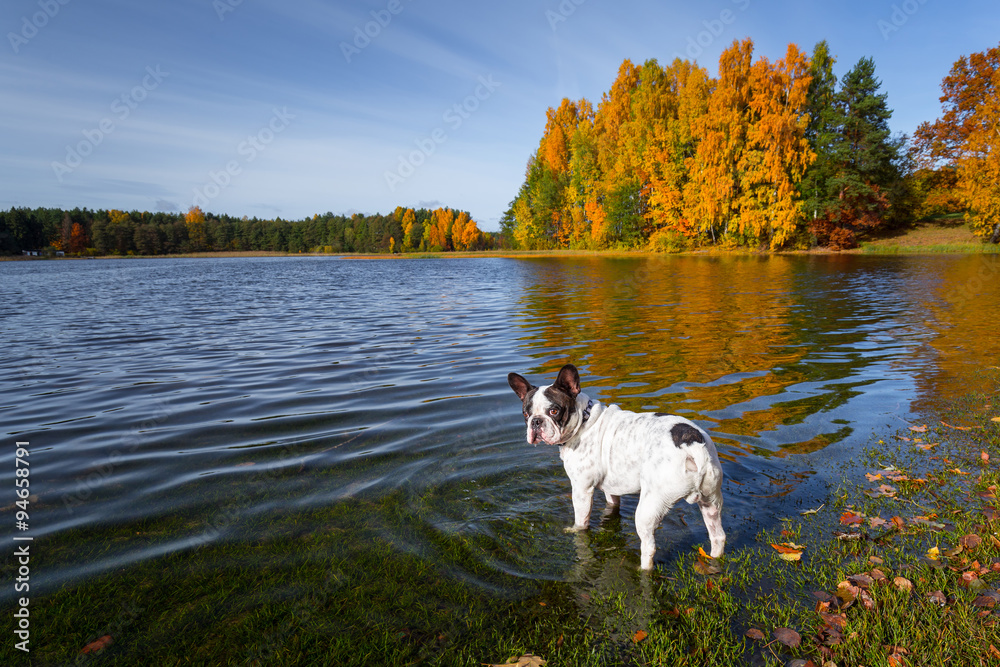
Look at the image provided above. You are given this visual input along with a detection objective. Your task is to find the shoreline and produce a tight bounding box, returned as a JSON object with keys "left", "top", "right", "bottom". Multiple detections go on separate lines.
{"left": 3, "top": 242, "right": 998, "bottom": 262}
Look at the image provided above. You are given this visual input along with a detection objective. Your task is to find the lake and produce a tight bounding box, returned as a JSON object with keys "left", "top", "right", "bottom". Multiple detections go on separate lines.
{"left": 1, "top": 254, "right": 998, "bottom": 662}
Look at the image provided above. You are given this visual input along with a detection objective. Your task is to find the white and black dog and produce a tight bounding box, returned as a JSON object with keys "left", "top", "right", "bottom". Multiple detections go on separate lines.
{"left": 508, "top": 364, "right": 725, "bottom": 570}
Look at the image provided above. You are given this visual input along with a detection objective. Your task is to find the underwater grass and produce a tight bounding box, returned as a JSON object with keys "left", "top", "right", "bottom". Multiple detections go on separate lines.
{"left": 4, "top": 378, "right": 999, "bottom": 666}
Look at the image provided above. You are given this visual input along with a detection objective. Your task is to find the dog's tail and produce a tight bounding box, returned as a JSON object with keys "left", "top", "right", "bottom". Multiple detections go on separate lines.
{"left": 683, "top": 434, "right": 724, "bottom": 509}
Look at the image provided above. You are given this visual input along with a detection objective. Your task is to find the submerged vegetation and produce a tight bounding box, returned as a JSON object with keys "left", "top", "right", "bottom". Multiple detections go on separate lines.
{"left": 7, "top": 374, "right": 998, "bottom": 666}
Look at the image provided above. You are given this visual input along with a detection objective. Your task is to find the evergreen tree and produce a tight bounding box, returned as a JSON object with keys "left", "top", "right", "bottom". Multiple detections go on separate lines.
{"left": 810, "top": 56, "right": 906, "bottom": 248}
{"left": 801, "top": 41, "right": 839, "bottom": 223}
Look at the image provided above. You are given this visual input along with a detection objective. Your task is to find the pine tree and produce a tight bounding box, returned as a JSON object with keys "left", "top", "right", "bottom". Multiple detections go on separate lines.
{"left": 810, "top": 57, "right": 906, "bottom": 248}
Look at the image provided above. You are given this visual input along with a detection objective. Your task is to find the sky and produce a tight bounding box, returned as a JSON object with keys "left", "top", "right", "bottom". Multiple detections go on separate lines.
{"left": 1, "top": 1, "right": 997, "bottom": 232}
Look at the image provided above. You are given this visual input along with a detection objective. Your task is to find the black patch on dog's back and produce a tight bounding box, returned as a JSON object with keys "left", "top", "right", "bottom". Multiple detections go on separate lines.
{"left": 670, "top": 422, "right": 704, "bottom": 448}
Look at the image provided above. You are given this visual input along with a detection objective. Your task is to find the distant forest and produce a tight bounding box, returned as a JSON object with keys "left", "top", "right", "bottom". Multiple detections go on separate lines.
{"left": 0, "top": 205, "right": 502, "bottom": 256}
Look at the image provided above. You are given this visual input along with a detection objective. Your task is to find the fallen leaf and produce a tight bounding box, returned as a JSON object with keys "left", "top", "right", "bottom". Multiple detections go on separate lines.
{"left": 959, "top": 534, "right": 982, "bottom": 550}
{"left": 943, "top": 545, "right": 963, "bottom": 557}
{"left": 633, "top": 630, "right": 648, "bottom": 643}
{"left": 983, "top": 451, "right": 991, "bottom": 464}
{"left": 990, "top": 645, "right": 1000, "bottom": 660}
{"left": 773, "top": 627, "right": 801, "bottom": 648}
{"left": 745, "top": 628, "right": 765, "bottom": 641}
{"left": 866, "top": 472, "right": 883, "bottom": 482}
{"left": 772, "top": 542, "right": 806, "bottom": 561}
{"left": 909, "top": 425, "right": 927, "bottom": 433}
{"left": 916, "top": 442, "right": 938, "bottom": 451}
{"left": 848, "top": 574, "right": 874, "bottom": 588}
{"left": 887, "top": 652, "right": 908, "bottom": 667}
{"left": 80, "top": 635, "right": 114, "bottom": 655}
{"left": 972, "top": 595, "right": 997, "bottom": 609}
{"left": 891, "top": 516, "right": 906, "bottom": 530}
{"left": 927, "top": 590, "right": 947, "bottom": 606}
{"left": 949, "top": 468, "right": 970, "bottom": 476}
{"left": 992, "top": 417, "right": 1000, "bottom": 423}
{"left": 867, "top": 484, "right": 898, "bottom": 498}
{"left": 800, "top": 504, "right": 825, "bottom": 516}
{"left": 840, "top": 511, "right": 865, "bottom": 526}
{"left": 870, "top": 517, "right": 889, "bottom": 528}
{"left": 926, "top": 546, "right": 940, "bottom": 560}
{"left": 893, "top": 576, "right": 914, "bottom": 592}
{"left": 837, "top": 581, "right": 860, "bottom": 605}
{"left": 941, "top": 421, "right": 972, "bottom": 431}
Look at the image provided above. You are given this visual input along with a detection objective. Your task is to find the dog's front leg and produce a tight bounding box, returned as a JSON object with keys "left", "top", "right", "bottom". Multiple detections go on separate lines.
{"left": 566, "top": 484, "right": 594, "bottom": 532}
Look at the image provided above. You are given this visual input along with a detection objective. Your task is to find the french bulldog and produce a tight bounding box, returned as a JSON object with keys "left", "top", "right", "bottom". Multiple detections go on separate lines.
{"left": 508, "top": 363, "right": 725, "bottom": 570}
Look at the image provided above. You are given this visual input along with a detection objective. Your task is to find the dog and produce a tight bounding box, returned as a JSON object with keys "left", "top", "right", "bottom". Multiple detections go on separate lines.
{"left": 508, "top": 364, "right": 725, "bottom": 570}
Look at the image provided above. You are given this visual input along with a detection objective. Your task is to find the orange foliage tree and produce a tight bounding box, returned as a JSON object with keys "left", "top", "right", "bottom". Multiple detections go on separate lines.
{"left": 916, "top": 43, "right": 1000, "bottom": 242}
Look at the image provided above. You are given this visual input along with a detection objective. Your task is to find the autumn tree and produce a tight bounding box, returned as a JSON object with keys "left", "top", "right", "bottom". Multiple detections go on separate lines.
{"left": 916, "top": 43, "right": 1000, "bottom": 242}
{"left": 685, "top": 39, "right": 813, "bottom": 248}
{"left": 185, "top": 206, "right": 207, "bottom": 251}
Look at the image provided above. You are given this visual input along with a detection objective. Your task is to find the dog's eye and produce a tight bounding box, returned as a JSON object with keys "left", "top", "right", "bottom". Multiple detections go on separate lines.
{"left": 522, "top": 410, "right": 529, "bottom": 420}
{"left": 548, "top": 408, "right": 560, "bottom": 417}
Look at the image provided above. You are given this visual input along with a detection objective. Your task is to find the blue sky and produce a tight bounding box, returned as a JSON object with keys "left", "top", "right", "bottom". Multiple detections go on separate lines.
{"left": 2, "top": 0, "right": 997, "bottom": 231}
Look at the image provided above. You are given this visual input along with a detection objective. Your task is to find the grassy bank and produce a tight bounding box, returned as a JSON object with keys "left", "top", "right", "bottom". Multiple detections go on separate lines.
{"left": 7, "top": 372, "right": 998, "bottom": 666}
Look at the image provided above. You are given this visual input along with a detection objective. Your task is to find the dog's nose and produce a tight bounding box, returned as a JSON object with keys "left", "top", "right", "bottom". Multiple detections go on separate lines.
{"left": 530, "top": 416, "right": 545, "bottom": 430}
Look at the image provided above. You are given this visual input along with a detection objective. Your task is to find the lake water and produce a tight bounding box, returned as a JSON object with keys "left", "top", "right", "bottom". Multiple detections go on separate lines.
{"left": 1, "top": 254, "right": 998, "bottom": 653}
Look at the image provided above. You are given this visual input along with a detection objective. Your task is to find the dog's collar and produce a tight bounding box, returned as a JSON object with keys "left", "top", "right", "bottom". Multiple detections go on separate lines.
{"left": 581, "top": 399, "right": 595, "bottom": 423}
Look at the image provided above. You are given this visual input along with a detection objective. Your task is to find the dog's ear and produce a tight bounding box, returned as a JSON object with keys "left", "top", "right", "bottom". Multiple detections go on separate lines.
{"left": 507, "top": 373, "right": 535, "bottom": 401}
{"left": 553, "top": 364, "right": 581, "bottom": 397}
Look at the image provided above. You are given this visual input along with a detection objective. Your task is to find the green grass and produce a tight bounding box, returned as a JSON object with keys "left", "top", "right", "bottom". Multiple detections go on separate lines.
{"left": 4, "top": 378, "right": 999, "bottom": 665}
{"left": 859, "top": 242, "right": 1000, "bottom": 254}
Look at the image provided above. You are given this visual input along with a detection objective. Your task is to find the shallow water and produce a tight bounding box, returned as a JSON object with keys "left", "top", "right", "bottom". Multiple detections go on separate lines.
{"left": 1, "top": 254, "right": 998, "bottom": 599}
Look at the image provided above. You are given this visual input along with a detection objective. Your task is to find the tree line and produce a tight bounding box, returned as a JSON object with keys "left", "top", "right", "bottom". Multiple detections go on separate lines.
{"left": 500, "top": 38, "right": 999, "bottom": 250}
{"left": 0, "top": 205, "right": 499, "bottom": 256}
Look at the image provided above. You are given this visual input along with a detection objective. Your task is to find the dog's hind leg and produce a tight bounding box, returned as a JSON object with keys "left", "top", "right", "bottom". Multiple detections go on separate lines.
{"left": 635, "top": 493, "right": 674, "bottom": 571}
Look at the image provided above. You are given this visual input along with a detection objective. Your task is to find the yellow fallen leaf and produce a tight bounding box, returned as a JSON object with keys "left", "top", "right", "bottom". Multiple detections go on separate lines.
{"left": 991, "top": 417, "right": 1000, "bottom": 423}
{"left": 926, "top": 546, "right": 940, "bottom": 560}
{"left": 771, "top": 542, "right": 805, "bottom": 561}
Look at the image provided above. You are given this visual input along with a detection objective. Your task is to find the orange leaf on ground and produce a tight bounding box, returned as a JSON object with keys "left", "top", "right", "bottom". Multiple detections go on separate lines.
{"left": 80, "top": 635, "right": 114, "bottom": 655}
{"left": 893, "top": 577, "right": 914, "bottom": 592}
{"left": 840, "top": 511, "right": 864, "bottom": 526}
{"left": 745, "top": 628, "right": 765, "bottom": 640}
{"left": 940, "top": 421, "right": 972, "bottom": 431}
{"left": 771, "top": 542, "right": 805, "bottom": 561}
{"left": 909, "top": 425, "right": 927, "bottom": 432}
{"left": 633, "top": 630, "right": 648, "bottom": 643}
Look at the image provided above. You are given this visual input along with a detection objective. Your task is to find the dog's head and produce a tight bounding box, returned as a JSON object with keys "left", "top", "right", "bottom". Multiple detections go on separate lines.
{"left": 508, "top": 364, "right": 584, "bottom": 445}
